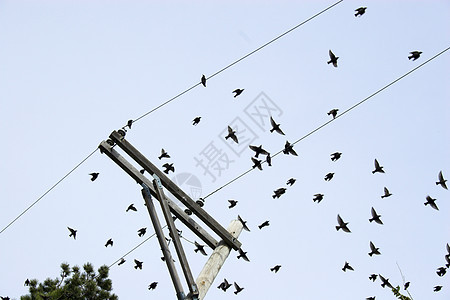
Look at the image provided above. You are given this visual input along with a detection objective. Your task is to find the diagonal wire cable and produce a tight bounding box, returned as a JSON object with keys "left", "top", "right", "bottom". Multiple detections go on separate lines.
{"left": 0, "top": 148, "right": 99, "bottom": 235}
{"left": 131, "top": 0, "right": 344, "bottom": 125}
{"left": 202, "top": 46, "right": 450, "bottom": 200}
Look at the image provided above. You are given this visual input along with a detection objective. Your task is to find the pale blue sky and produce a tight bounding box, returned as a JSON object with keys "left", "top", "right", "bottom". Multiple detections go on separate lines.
{"left": 1, "top": 1, "right": 449, "bottom": 299}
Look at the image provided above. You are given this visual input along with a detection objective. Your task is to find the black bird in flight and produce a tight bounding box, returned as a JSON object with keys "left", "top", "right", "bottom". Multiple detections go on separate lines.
{"left": 369, "top": 274, "right": 378, "bottom": 282}
{"left": 249, "top": 145, "right": 269, "bottom": 158}
{"left": 283, "top": 141, "right": 298, "bottom": 156}
{"left": 324, "top": 172, "right": 334, "bottom": 181}
{"left": 424, "top": 195, "right": 439, "bottom": 210}
{"left": 366, "top": 297, "right": 375, "bottom": 300}
{"left": 194, "top": 241, "right": 207, "bottom": 256}
{"left": 404, "top": 281, "right": 410, "bottom": 290}
{"left": 313, "top": 194, "right": 324, "bottom": 203}
{"left": 433, "top": 285, "right": 442, "bottom": 292}
{"left": 89, "top": 172, "right": 99, "bottom": 181}
{"left": 148, "top": 282, "right": 158, "bottom": 290}
{"left": 369, "top": 207, "right": 383, "bottom": 225}
{"left": 158, "top": 148, "right": 170, "bottom": 160}
{"left": 266, "top": 153, "right": 272, "bottom": 167}
{"left": 238, "top": 215, "right": 250, "bottom": 232}
{"left": 118, "top": 258, "right": 126, "bottom": 266}
{"left": 234, "top": 282, "right": 244, "bottom": 295}
{"left": 162, "top": 163, "right": 175, "bottom": 174}
{"left": 379, "top": 274, "right": 393, "bottom": 289}
{"left": 217, "top": 278, "right": 232, "bottom": 292}
{"left": 134, "top": 259, "right": 143, "bottom": 270}
{"left": 372, "top": 159, "right": 385, "bottom": 174}
{"left": 381, "top": 187, "right": 392, "bottom": 198}
{"left": 327, "top": 109, "right": 339, "bottom": 119}
{"left": 126, "top": 204, "right": 137, "bottom": 212}
{"left": 105, "top": 238, "right": 113, "bottom": 247}
{"left": 328, "top": 50, "right": 339, "bottom": 67}
{"left": 445, "top": 254, "right": 450, "bottom": 268}
{"left": 192, "top": 117, "right": 201, "bottom": 126}
{"left": 271, "top": 265, "right": 281, "bottom": 273}
{"left": 355, "top": 7, "right": 367, "bottom": 17}
{"left": 436, "top": 171, "right": 448, "bottom": 190}
{"left": 330, "top": 152, "right": 342, "bottom": 161}
{"left": 269, "top": 116, "right": 285, "bottom": 135}
{"left": 286, "top": 178, "right": 296, "bottom": 186}
{"left": 138, "top": 227, "right": 147, "bottom": 237}
{"left": 336, "top": 214, "right": 351, "bottom": 233}
{"left": 201, "top": 74, "right": 206, "bottom": 87}
{"left": 272, "top": 187, "right": 287, "bottom": 199}
{"left": 67, "top": 227, "right": 77, "bottom": 240}
{"left": 342, "top": 261, "right": 354, "bottom": 272}
{"left": 368, "top": 241, "right": 381, "bottom": 257}
{"left": 225, "top": 126, "right": 239, "bottom": 144}
{"left": 436, "top": 267, "right": 446, "bottom": 277}
{"left": 232, "top": 89, "right": 244, "bottom": 98}
{"left": 408, "top": 51, "right": 422, "bottom": 61}
{"left": 258, "top": 220, "right": 270, "bottom": 230}
{"left": 251, "top": 157, "right": 263, "bottom": 171}
{"left": 228, "top": 199, "right": 238, "bottom": 209}
{"left": 237, "top": 248, "right": 250, "bottom": 262}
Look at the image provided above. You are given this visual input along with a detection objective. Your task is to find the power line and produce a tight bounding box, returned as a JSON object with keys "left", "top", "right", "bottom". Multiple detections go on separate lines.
{"left": 202, "top": 46, "right": 450, "bottom": 200}
{"left": 0, "top": 148, "right": 99, "bottom": 236}
{"left": 131, "top": 0, "right": 343, "bottom": 125}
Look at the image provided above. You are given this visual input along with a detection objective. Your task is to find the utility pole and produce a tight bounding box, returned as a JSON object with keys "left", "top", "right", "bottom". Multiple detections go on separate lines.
{"left": 99, "top": 130, "right": 245, "bottom": 299}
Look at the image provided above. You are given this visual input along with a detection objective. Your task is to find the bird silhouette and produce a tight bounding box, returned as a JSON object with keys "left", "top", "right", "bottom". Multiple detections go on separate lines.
{"left": 272, "top": 188, "right": 287, "bottom": 199}
{"left": 372, "top": 159, "right": 385, "bottom": 174}
{"left": 269, "top": 116, "right": 285, "bottom": 135}
{"left": 140, "top": 169, "right": 145, "bottom": 174}
{"left": 379, "top": 274, "right": 393, "bottom": 289}
{"left": 234, "top": 282, "right": 244, "bottom": 295}
{"left": 433, "top": 285, "right": 442, "bottom": 292}
{"left": 436, "top": 171, "right": 448, "bottom": 190}
{"left": 134, "top": 259, "right": 143, "bottom": 269}
{"left": 225, "top": 126, "right": 239, "bottom": 144}
{"left": 201, "top": 75, "right": 206, "bottom": 87}
{"left": 324, "top": 172, "right": 334, "bottom": 181}
{"left": 355, "top": 7, "right": 367, "bottom": 17}
{"left": 126, "top": 204, "right": 137, "bottom": 212}
{"left": 408, "top": 51, "right": 422, "bottom": 61}
{"left": 249, "top": 145, "right": 269, "bottom": 158}
{"left": 327, "top": 109, "right": 339, "bottom": 119}
{"left": 251, "top": 157, "right": 263, "bottom": 171}
{"left": 369, "top": 274, "right": 378, "bottom": 281}
{"left": 342, "top": 261, "right": 354, "bottom": 272}
{"left": 192, "top": 117, "right": 201, "bottom": 126}
{"left": 445, "top": 254, "right": 450, "bottom": 268}
{"left": 24, "top": 279, "right": 30, "bottom": 286}
{"left": 366, "top": 297, "right": 375, "bottom": 300}
{"left": 424, "top": 195, "right": 439, "bottom": 210}
{"left": 148, "top": 282, "right": 158, "bottom": 290}
{"left": 436, "top": 267, "right": 446, "bottom": 277}
{"left": 271, "top": 265, "right": 281, "bottom": 273}
{"left": 266, "top": 153, "right": 272, "bottom": 166}
{"left": 105, "top": 238, "right": 113, "bottom": 247}
{"left": 138, "top": 227, "right": 147, "bottom": 237}
{"left": 1, "top": 297, "right": 11, "bottom": 300}
{"left": 237, "top": 248, "right": 250, "bottom": 262}
{"left": 238, "top": 215, "right": 250, "bottom": 232}
{"left": 126, "top": 119, "right": 133, "bottom": 129}
{"left": 283, "top": 141, "right": 298, "bottom": 156}
{"left": 118, "top": 258, "right": 126, "bottom": 266}
{"left": 258, "top": 220, "right": 270, "bottom": 229}
{"left": 162, "top": 163, "right": 175, "bottom": 174}
{"left": 404, "top": 281, "right": 410, "bottom": 290}
{"left": 158, "top": 148, "right": 170, "bottom": 160}
{"left": 67, "top": 227, "right": 77, "bottom": 240}
{"left": 228, "top": 199, "right": 238, "bottom": 209}
{"left": 232, "top": 89, "right": 244, "bottom": 98}
{"left": 313, "top": 194, "right": 324, "bottom": 203}
{"left": 217, "top": 278, "right": 232, "bottom": 291}
{"left": 336, "top": 214, "right": 351, "bottom": 233}
{"left": 368, "top": 241, "right": 381, "bottom": 257}
{"left": 286, "top": 178, "right": 296, "bottom": 186}
{"left": 381, "top": 187, "right": 392, "bottom": 198}
{"left": 89, "top": 172, "right": 99, "bottom": 181}
{"left": 328, "top": 50, "right": 339, "bottom": 67}
{"left": 330, "top": 152, "right": 342, "bottom": 161}
{"left": 194, "top": 241, "right": 207, "bottom": 256}
{"left": 369, "top": 207, "right": 383, "bottom": 225}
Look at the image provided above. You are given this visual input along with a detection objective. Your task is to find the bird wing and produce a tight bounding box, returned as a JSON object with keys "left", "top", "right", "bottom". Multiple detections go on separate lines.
{"left": 384, "top": 187, "right": 389, "bottom": 195}
{"left": 370, "top": 207, "right": 377, "bottom": 218}
{"left": 447, "top": 243, "right": 450, "bottom": 253}
{"left": 270, "top": 116, "right": 276, "bottom": 128}
{"left": 329, "top": 50, "right": 336, "bottom": 60}
{"left": 227, "top": 126, "right": 233, "bottom": 134}
{"left": 370, "top": 241, "right": 375, "bottom": 251}
{"left": 234, "top": 282, "right": 240, "bottom": 290}
{"left": 231, "top": 134, "right": 238, "bottom": 144}
{"left": 374, "top": 159, "right": 380, "bottom": 169}
{"left": 337, "top": 214, "right": 344, "bottom": 225}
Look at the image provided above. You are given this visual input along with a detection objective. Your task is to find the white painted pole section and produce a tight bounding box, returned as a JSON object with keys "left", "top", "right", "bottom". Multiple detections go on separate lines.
{"left": 195, "top": 220, "right": 244, "bottom": 300}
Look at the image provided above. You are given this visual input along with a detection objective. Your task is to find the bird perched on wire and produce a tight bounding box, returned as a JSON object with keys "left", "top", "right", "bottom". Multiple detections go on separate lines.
{"left": 89, "top": 172, "right": 99, "bottom": 181}
{"left": 342, "top": 261, "right": 354, "bottom": 272}
{"left": 327, "top": 109, "right": 339, "bottom": 119}
{"left": 148, "top": 282, "right": 158, "bottom": 290}
{"left": 192, "top": 117, "right": 201, "bottom": 126}
{"left": 424, "top": 195, "right": 439, "bottom": 210}
{"left": 134, "top": 259, "right": 143, "bottom": 270}
{"left": 266, "top": 153, "right": 272, "bottom": 166}
{"left": 232, "top": 89, "right": 244, "bottom": 98}
{"left": 126, "top": 204, "right": 137, "bottom": 212}
{"left": 118, "top": 258, "right": 126, "bottom": 266}
{"left": 379, "top": 274, "right": 393, "bottom": 289}
{"left": 313, "top": 194, "right": 324, "bottom": 203}
{"left": 324, "top": 172, "right": 334, "bottom": 181}
{"left": 372, "top": 159, "right": 385, "bottom": 174}
{"left": 336, "top": 214, "right": 351, "bottom": 233}
{"left": 258, "top": 220, "right": 270, "bottom": 230}
{"left": 272, "top": 188, "right": 287, "bottom": 199}
{"left": 234, "top": 282, "right": 244, "bottom": 295}
{"left": 368, "top": 241, "right": 381, "bottom": 257}
{"left": 140, "top": 169, "right": 145, "bottom": 174}
{"left": 251, "top": 157, "right": 263, "bottom": 171}
{"left": 408, "top": 51, "right": 422, "bottom": 61}
{"left": 328, "top": 50, "right": 339, "bottom": 67}
{"left": 225, "top": 126, "right": 239, "bottom": 144}
{"left": 369, "top": 207, "right": 383, "bottom": 225}
{"left": 105, "top": 238, "right": 113, "bottom": 247}
{"left": 67, "top": 227, "right": 77, "bottom": 240}
{"left": 381, "top": 187, "right": 392, "bottom": 198}
{"left": 369, "top": 274, "right": 378, "bottom": 282}
{"left": 138, "top": 228, "right": 147, "bottom": 237}
{"left": 355, "top": 7, "right": 367, "bottom": 17}
{"left": 271, "top": 265, "right": 281, "bottom": 273}
{"left": 162, "top": 163, "right": 175, "bottom": 174}
{"left": 126, "top": 119, "right": 133, "bottom": 129}
{"left": 269, "top": 116, "right": 285, "bottom": 135}
{"left": 249, "top": 145, "right": 269, "bottom": 158}
{"left": 283, "top": 141, "right": 298, "bottom": 156}
{"left": 286, "top": 178, "right": 296, "bottom": 186}
{"left": 330, "top": 152, "right": 342, "bottom": 161}
{"left": 217, "top": 278, "right": 232, "bottom": 292}
{"left": 436, "top": 171, "right": 448, "bottom": 190}
{"left": 404, "top": 281, "right": 410, "bottom": 290}
{"left": 228, "top": 199, "right": 238, "bottom": 209}
{"left": 158, "top": 148, "right": 170, "bottom": 160}
{"left": 194, "top": 241, "right": 207, "bottom": 256}
{"left": 238, "top": 215, "right": 250, "bottom": 232}
{"left": 201, "top": 74, "right": 206, "bottom": 87}
{"left": 237, "top": 248, "right": 250, "bottom": 262}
